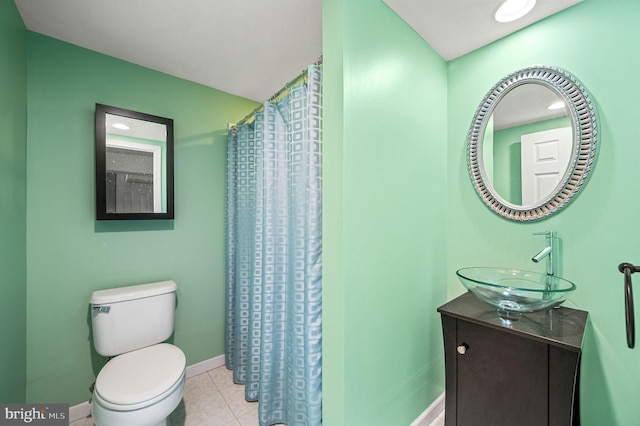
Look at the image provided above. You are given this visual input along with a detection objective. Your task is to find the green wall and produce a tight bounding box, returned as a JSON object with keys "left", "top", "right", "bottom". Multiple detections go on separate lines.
{"left": 323, "top": 0, "right": 448, "bottom": 424}
{"left": 322, "top": 0, "right": 346, "bottom": 421}
{"left": 0, "top": 0, "right": 27, "bottom": 403}
{"left": 25, "top": 33, "right": 258, "bottom": 404}
{"left": 447, "top": 0, "right": 640, "bottom": 424}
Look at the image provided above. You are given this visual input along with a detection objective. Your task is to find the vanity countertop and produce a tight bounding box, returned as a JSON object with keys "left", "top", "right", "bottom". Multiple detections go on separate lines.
{"left": 438, "top": 292, "right": 588, "bottom": 352}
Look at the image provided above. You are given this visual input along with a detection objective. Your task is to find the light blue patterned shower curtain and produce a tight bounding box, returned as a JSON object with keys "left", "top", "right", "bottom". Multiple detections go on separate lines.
{"left": 225, "top": 65, "right": 322, "bottom": 426}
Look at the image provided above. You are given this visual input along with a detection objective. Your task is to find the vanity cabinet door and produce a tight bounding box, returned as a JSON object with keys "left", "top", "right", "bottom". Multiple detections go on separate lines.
{"left": 440, "top": 293, "right": 586, "bottom": 426}
{"left": 454, "top": 319, "right": 548, "bottom": 426}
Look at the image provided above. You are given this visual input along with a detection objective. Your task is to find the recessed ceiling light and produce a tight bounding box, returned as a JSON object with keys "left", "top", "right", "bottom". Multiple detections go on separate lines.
{"left": 494, "top": 0, "right": 536, "bottom": 23}
{"left": 547, "top": 101, "right": 565, "bottom": 110}
{"left": 112, "top": 123, "right": 130, "bottom": 130}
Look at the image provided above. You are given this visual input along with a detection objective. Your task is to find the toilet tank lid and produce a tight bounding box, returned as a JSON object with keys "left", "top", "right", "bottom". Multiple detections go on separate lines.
{"left": 90, "top": 280, "right": 177, "bottom": 305}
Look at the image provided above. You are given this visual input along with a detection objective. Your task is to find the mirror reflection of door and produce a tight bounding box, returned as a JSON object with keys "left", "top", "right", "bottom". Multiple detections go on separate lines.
{"left": 489, "top": 84, "right": 572, "bottom": 206}
{"left": 521, "top": 127, "right": 572, "bottom": 205}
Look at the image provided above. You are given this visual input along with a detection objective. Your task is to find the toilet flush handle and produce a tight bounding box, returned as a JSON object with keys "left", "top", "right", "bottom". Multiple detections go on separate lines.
{"left": 92, "top": 306, "right": 111, "bottom": 313}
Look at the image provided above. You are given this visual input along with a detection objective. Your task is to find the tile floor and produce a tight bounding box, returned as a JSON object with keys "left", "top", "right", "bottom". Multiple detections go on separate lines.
{"left": 70, "top": 365, "right": 445, "bottom": 426}
{"left": 429, "top": 411, "right": 445, "bottom": 426}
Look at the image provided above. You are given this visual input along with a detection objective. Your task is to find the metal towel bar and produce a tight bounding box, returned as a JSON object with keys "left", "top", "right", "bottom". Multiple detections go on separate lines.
{"left": 617, "top": 263, "right": 637, "bottom": 348}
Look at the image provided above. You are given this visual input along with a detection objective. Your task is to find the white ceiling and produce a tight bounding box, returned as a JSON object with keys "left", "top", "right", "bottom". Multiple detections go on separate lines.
{"left": 383, "top": 0, "right": 582, "bottom": 61}
{"left": 14, "top": 0, "right": 322, "bottom": 102}
{"left": 492, "top": 84, "right": 568, "bottom": 130}
{"left": 14, "top": 0, "right": 582, "bottom": 103}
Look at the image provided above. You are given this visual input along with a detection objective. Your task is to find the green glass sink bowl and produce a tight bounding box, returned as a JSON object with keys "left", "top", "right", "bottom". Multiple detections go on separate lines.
{"left": 456, "top": 267, "right": 576, "bottom": 321}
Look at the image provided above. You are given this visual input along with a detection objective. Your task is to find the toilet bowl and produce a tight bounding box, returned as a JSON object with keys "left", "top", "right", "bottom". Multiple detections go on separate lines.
{"left": 90, "top": 281, "right": 186, "bottom": 426}
{"left": 91, "top": 344, "right": 186, "bottom": 426}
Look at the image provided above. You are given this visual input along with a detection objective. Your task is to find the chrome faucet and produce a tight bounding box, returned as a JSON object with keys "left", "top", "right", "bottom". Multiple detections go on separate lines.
{"left": 531, "top": 231, "right": 556, "bottom": 276}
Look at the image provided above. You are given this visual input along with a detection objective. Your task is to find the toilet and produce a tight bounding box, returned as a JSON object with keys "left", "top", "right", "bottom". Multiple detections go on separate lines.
{"left": 90, "top": 280, "right": 186, "bottom": 426}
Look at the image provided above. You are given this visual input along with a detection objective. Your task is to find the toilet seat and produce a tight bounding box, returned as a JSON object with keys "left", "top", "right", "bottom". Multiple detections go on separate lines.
{"left": 95, "top": 343, "right": 185, "bottom": 410}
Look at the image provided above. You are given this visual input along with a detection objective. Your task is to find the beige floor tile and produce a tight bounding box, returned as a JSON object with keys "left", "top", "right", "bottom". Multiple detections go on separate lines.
{"left": 236, "top": 407, "right": 260, "bottom": 426}
{"left": 219, "top": 384, "right": 258, "bottom": 419}
{"left": 183, "top": 372, "right": 219, "bottom": 399}
{"left": 69, "top": 416, "right": 93, "bottom": 426}
{"left": 170, "top": 383, "right": 236, "bottom": 426}
{"left": 208, "top": 366, "right": 235, "bottom": 391}
{"left": 429, "top": 411, "right": 446, "bottom": 426}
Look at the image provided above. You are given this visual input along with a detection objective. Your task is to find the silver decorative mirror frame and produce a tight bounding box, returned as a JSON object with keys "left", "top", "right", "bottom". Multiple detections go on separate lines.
{"left": 467, "top": 65, "right": 598, "bottom": 221}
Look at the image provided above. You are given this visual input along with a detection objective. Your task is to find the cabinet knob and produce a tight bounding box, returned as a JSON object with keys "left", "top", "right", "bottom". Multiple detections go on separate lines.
{"left": 457, "top": 343, "right": 469, "bottom": 355}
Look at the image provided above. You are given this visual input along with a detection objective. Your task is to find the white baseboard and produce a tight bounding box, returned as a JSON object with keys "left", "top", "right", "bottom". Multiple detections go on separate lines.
{"left": 70, "top": 401, "right": 91, "bottom": 423}
{"left": 186, "top": 353, "right": 226, "bottom": 378}
{"left": 69, "top": 354, "right": 226, "bottom": 422}
{"left": 411, "top": 393, "right": 445, "bottom": 426}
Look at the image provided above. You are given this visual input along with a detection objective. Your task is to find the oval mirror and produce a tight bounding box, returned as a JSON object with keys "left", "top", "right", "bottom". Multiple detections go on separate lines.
{"left": 468, "top": 65, "right": 598, "bottom": 221}
{"left": 95, "top": 104, "right": 174, "bottom": 220}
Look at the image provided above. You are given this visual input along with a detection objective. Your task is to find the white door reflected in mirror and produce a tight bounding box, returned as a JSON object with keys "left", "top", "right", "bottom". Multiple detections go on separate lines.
{"left": 485, "top": 83, "right": 572, "bottom": 206}
{"left": 521, "top": 126, "right": 572, "bottom": 205}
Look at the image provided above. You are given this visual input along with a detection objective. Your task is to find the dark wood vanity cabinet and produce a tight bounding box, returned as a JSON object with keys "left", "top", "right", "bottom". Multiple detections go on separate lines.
{"left": 438, "top": 293, "right": 588, "bottom": 426}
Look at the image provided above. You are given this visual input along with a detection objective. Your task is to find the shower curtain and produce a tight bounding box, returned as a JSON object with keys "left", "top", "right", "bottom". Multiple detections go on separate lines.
{"left": 225, "top": 64, "right": 322, "bottom": 426}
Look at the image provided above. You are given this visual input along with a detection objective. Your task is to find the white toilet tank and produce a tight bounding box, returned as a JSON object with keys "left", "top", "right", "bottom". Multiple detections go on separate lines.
{"left": 91, "top": 280, "right": 177, "bottom": 357}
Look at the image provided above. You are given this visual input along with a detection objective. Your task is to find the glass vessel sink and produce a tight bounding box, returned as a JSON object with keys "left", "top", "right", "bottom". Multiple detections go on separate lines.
{"left": 456, "top": 267, "right": 576, "bottom": 321}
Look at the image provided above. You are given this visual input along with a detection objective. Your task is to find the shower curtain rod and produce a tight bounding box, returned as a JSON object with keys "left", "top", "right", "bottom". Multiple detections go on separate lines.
{"left": 232, "top": 56, "right": 323, "bottom": 127}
